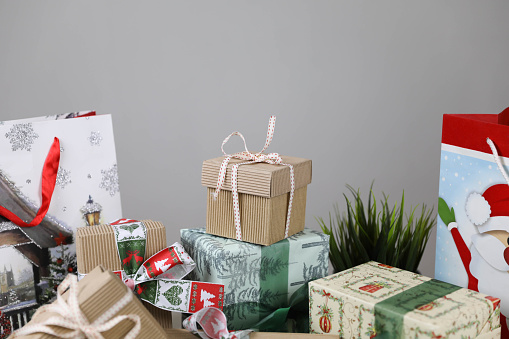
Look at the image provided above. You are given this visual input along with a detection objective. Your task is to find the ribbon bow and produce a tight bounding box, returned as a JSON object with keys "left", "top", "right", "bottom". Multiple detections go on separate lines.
{"left": 183, "top": 307, "right": 252, "bottom": 339}
{"left": 10, "top": 274, "right": 140, "bottom": 339}
{"left": 213, "top": 116, "right": 295, "bottom": 240}
{"left": 110, "top": 219, "right": 225, "bottom": 314}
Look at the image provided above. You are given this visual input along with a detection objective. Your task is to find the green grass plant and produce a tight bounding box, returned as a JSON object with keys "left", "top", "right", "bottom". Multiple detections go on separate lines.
{"left": 318, "top": 184, "right": 435, "bottom": 273}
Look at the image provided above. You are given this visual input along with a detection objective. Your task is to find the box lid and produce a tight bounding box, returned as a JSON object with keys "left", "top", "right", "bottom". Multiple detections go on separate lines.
{"left": 201, "top": 156, "right": 312, "bottom": 198}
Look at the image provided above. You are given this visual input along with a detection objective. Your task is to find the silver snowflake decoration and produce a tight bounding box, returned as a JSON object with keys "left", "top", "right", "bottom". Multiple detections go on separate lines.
{"left": 99, "top": 164, "right": 119, "bottom": 196}
{"left": 88, "top": 131, "right": 103, "bottom": 146}
{"left": 5, "top": 123, "right": 39, "bottom": 151}
{"left": 56, "top": 167, "right": 71, "bottom": 189}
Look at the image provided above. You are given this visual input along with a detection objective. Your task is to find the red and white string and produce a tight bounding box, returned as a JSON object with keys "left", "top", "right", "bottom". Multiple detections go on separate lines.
{"left": 213, "top": 116, "right": 295, "bottom": 240}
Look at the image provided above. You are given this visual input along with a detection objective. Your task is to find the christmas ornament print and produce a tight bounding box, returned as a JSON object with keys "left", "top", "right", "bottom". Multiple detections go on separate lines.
{"left": 309, "top": 261, "right": 501, "bottom": 338}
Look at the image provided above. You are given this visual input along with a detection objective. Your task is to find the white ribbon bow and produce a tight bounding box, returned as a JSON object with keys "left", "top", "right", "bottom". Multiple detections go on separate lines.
{"left": 10, "top": 274, "right": 141, "bottom": 339}
{"left": 213, "top": 116, "right": 295, "bottom": 240}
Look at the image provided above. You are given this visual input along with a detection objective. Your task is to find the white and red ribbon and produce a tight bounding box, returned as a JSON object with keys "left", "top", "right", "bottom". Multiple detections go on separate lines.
{"left": 213, "top": 116, "right": 295, "bottom": 240}
{"left": 183, "top": 307, "right": 252, "bottom": 339}
{"left": 10, "top": 274, "right": 140, "bottom": 339}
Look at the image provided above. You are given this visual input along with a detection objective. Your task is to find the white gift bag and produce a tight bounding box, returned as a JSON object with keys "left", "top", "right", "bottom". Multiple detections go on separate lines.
{"left": 0, "top": 111, "right": 122, "bottom": 332}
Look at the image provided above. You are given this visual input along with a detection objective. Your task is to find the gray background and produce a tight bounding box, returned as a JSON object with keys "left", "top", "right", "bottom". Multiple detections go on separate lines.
{"left": 1, "top": 1, "right": 509, "bottom": 278}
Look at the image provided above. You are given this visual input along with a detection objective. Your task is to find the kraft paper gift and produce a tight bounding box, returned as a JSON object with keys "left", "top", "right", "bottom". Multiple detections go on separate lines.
{"left": 77, "top": 219, "right": 225, "bottom": 330}
{"left": 76, "top": 219, "right": 172, "bottom": 328}
{"left": 181, "top": 228, "right": 329, "bottom": 331}
{"left": 435, "top": 107, "right": 509, "bottom": 336}
{"left": 309, "top": 261, "right": 501, "bottom": 338}
{"left": 0, "top": 111, "right": 122, "bottom": 336}
{"left": 202, "top": 116, "right": 312, "bottom": 246}
{"left": 12, "top": 265, "right": 167, "bottom": 338}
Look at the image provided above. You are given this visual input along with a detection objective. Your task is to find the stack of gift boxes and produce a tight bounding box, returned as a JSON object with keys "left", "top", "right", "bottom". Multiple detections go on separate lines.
{"left": 14, "top": 116, "right": 504, "bottom": 338}
{"left": 181, "top": 150, "right": 330, "bottom": 332}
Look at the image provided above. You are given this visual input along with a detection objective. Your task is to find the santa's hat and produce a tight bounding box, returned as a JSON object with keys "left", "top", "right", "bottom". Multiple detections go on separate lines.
{"left": 466, "top": 184, "right": 509, "bottom": 233}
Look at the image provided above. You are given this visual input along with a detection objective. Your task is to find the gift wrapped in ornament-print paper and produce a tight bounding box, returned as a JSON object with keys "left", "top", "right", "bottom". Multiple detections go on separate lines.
{"left": 309, "top": 261, "right": 501, "bottom": 338}
{"left": 181, "top": 228, "right": 329, "bottom": 331}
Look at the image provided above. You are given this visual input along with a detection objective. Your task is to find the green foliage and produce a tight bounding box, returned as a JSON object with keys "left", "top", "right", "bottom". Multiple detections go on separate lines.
{"left": 318, "top": 184, "right": 436, "bottom": 273}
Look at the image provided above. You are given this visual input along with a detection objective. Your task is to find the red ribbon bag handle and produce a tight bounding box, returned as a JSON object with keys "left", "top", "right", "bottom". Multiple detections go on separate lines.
{"left": 0, "top": 137, "right": 60, "bottom": 227}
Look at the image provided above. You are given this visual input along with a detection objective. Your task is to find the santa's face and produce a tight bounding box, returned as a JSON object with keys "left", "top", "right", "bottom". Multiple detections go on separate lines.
{"left": 470, "top": 230, "right": 509, "bottom": 316}
{"left": 471, "top": 230, "right": 509, "bottom": 271}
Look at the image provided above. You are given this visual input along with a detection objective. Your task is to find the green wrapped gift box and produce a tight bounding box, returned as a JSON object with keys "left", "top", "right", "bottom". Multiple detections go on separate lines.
{"left": 180, "top": 228, "right": 329, "bottom": 331}
{"left": 309, "top": 261, "right": 501, "bottom": 338}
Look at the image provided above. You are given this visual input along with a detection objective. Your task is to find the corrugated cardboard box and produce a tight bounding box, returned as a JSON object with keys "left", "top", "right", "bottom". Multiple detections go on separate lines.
{"left": 309, "top": 261, "right": 501, "bottom": 338}
{"left": 202, "top": 155, "right": 312, "bottom": 245}
{"left": 76, "top": 220, "right": 172, "bottom": 329}
{"left": 20, "top": 266, "right": 167, "bottom": 338}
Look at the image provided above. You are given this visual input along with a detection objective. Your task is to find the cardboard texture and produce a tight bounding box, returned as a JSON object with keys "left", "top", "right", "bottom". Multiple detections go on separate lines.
{"left": 201, "top": 156, "right": 312, "bottom": 198}
{"left": 206, "top": 186, "right": 307, "bottom": 246}
{"left": 202, "top": 156, "right": 311, "bottom": 246}
{"left": 21, "top": 266, "right": 167, "bottom": 339}
{"left": 309, "top": 261, "right": 501, "bottom": 338}
{"left": 76, "top": 220, "right": 172, "bottom": 329}
{"left": 180, "top": 228, "right": 329, "bottom": 331}
{"left": 165, "top": 329, "right": 338, "bottom": 338}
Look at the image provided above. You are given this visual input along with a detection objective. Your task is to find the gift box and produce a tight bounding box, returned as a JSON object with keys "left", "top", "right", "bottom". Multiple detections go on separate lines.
{"left": 180, "top": 228, "right": 329, "bottom": 331}
{"left": 165, "top": 329, "right": 338, "bottom": 338}
{"left": 15, "top": 265, "right": 167, "bottom": 338}
{"left": 202, "top": 155, "right": 312, "bottom": 245}
{"left": 309, "top": 261, "right": 501, "bottom": 338}
{"left": 76, "top": 219, "right": 172, "bottom": 328}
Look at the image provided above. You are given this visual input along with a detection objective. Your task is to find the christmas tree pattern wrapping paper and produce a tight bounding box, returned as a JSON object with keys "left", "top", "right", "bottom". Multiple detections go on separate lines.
{"left": 180, "top": 228, "right": 329, "bottom": 331}
{"left": 309, "top": 261, "right": 501, "bottom": 338}
{"left": 0, "top": 112, "right": 122, "bottom": 334}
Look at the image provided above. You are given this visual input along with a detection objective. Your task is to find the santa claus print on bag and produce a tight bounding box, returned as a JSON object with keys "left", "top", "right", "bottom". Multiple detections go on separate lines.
{"left": 437, "top": 131, "right": 509, "bottom": 337}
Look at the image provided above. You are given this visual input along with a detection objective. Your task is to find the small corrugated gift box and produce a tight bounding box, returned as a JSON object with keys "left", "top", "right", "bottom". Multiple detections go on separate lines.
{"left": 13, "top": 265, "right": 167, "bottom": 338}
{"left": 77, "top": 219, "right": 226, "bottom": 331}
{"left": 181, "top": 227, "right": 329, "bottom": 331}
{"left": 76, "top": 219, "right": 173, "bottom": 329}
{"left": 309, "top": 261, "right": 501, "bottom": 338}
{"left": 202, "top": 116, "right": 312, "bottom": 246}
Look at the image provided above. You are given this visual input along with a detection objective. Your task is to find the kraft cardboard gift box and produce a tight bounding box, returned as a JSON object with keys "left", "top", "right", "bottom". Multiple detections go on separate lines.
{"left": 181, "top": 227, "right": 329, "bottom": 331}
{"left": 309, "top": 261, "right": 501, "bottom": 338}
{"left": 18, "top": 266, "right": 167, "bottom": 339}
{"left": 202, "top": 155, "right": 312, "bottom": 246}
{"left": 76, "top": 220, "right": 173, "bottom": 329}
